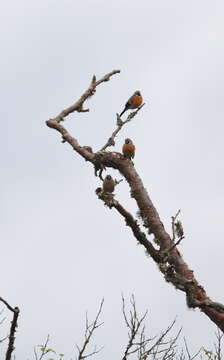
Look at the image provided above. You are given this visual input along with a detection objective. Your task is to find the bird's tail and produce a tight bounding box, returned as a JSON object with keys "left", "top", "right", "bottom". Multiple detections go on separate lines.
{"left": 119, "top": 108, "right": 126, "bottom": 117}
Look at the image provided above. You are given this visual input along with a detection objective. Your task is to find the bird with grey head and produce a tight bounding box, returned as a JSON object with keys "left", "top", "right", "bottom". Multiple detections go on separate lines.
{"left": 122, "top": 138, "right": 135, "bottom": 160}
{"left": 103, "top": 175, "right": 115, "bottom": 193}
{"left": 119, "top": 90, "right": 143, "bottom": 117}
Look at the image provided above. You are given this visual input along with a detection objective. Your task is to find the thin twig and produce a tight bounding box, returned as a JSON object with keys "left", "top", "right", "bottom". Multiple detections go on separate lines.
{"left": 183, "top": 337, "right": 202, "bottom": 360}
{"left": 161, "top": 327, "right": 182, "bottom": 360}
{"left": 115, "top": 178, "right": 123, "bottom": 186}
{"left": 171, "top": 209, "right": 181, "bottom": 241}
{"left": 0, "top": 335, "right": 8, "bottom": 344}
{"left": 214, "top": 329, "right": 223, "bottom": 360}
{"left": 0, "top": 297, "right": 15, "bottom": 313}
{"left": 121, "top": 296, "right": 182, "bottom": 360}
{"left": 34, "top": 346, "right": 38, "bottom": 360}
{"left": 142, "top": 320, "right": 178, "bottom": 360}
{"left": 77, "top": 299, "right": 104, "bottom": 360}
{"left": 0, "top": 308, "right": 6, "bottom": 326}
{"left": 49, "top": 70, "right": 120, "bottom": 124}
{"left": 165, "top": 236, "right": 185, "bottom": 255}
{"left": 100, "top": 103, "right": 145, "bottom": 151}
{"left": 36, "top": 335, "right": 50, "bottom": 360}
{"left": 122, "top": 295, "right": 148, "bottom": 360}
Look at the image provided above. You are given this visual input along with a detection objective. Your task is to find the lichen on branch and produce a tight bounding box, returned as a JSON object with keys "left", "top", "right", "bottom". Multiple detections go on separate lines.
{"left": 46, "top": 70, "right": 224, "bottom": 332}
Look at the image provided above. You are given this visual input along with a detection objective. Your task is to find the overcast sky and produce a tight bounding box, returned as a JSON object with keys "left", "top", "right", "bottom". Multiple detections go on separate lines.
{"left": 1, "top": 0, "right": 224, "bottom": 358}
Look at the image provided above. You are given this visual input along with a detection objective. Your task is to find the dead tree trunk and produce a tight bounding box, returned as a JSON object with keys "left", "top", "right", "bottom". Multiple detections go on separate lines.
{"left": 46, "top": 70, "right": 224, "bottom": 332}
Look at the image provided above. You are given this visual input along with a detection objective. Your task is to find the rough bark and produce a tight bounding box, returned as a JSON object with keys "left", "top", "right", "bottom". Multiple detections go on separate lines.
{"left": 0, "top": 297, "right": 20, "bottom": 360}
{"left": 46, "top": 70, "right": 224, "bottom": 332}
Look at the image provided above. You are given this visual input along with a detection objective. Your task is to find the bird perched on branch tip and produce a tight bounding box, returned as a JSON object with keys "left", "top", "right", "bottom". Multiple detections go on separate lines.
{"left": 122, "top": 138, "right": 135, "bottom": 160}
{"left": 119, "top": 91, "right": 143, "bottom": 117}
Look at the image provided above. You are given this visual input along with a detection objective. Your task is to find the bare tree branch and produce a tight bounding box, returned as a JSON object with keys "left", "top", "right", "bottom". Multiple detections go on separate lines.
{"left": 183, "top": 337, "right": 202, "bottom": 360}
{"left": 0, "top": 310, "right": 8, "bottom": 344}
{"left": 96, "top": 189, "right": 160, "bottom": 263}
{"left": 0, "top": 297, "right": 20, "bottom": 360}
{"left": 50, "top": 69, "right": 120, "bottom": 123}
{"left": 100, "top": 103, "right": 145, "bottom": 151}
{"left": 0, "top": 307, "right": 6, "bottom": 329}
{"left": 0, "top": 298, "right": 15, "bottom": 313}
{"left": 34, "top": 335, "right": 51, "bottom": 360}
{"left": 203, "top": 328, "right": 224, "bottom": 360}
{"left": 121, "top": 295, "right": 182, "bottom": 360}
{"left": 122, "top": 295, "right": 148, "bottom": 360}
{"left": 171, "top": 210, "right": 181, "bottom": 241}
{"left": 214, "top": 329, "right": 223, "bottom": 360}
{"left": 162, "top": 211, "right": 184, "bottom": 258}
{"left": 76, "top": 299, "right": 104, "bottom": 360}
{"left": 46, "top": 70, "right": 224, "bottom": 332}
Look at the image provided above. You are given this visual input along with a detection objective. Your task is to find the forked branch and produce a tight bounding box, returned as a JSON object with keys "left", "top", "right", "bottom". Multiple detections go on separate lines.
{"left": 100, "top": 103, "right": 145, "bottom": 151}
{"left": 46, "top": 70, "right": 224, "bottom": 332}
{"left": 121, "top": 295, "right": 182, "bottom": 360}
{"left": 76, "top": 299, "right": 104, "bottom": 360}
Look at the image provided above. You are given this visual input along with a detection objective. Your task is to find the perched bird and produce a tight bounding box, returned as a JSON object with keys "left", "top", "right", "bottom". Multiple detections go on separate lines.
{"left": 119, "top": 91, "right": 143, "bottom": 117}
{"left": 122, "top": 138, "right": 135, "bottom": 160}
{"left": 103, "top": 175, "right": 115, "bottom": 193}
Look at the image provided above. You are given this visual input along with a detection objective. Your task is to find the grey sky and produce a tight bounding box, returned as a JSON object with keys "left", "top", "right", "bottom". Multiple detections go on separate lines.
{"left": 1, "top": 0, "right": 224, "bottom": 358}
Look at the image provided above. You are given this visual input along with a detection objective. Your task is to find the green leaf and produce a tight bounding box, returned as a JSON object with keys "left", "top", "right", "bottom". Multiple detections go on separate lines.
{"left": 46, "top": 348, "right": 56, "bottom": 353}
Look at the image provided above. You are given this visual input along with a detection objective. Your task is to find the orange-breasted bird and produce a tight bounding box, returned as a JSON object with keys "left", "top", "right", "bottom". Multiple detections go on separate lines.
{"left": 122, "top": 138, "right": 135, "bottom": 160}
{"left": 103, "top": 175, "right": 115, "bottom": 193}
{"left": 119, "top": 91, "right": 143, "bottom": 117}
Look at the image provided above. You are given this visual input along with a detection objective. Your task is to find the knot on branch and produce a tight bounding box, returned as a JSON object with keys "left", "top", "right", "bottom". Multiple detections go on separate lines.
{"left": 108, "top": 137, "right": 116, "bottom": 147}
{"left": 116, "top": 114, "right": 123, "bottom": 126}
{"left": 77, "top": 106, "right": 90, "bottom": 113}
{"left": 95, "top": 187, "right": 117, "bottom": 208}
{"left": 83, "top": 146, "right": 93, "bottom": 154}
{"left": 100, "top": 104, "right": 145, "bottom": 151}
